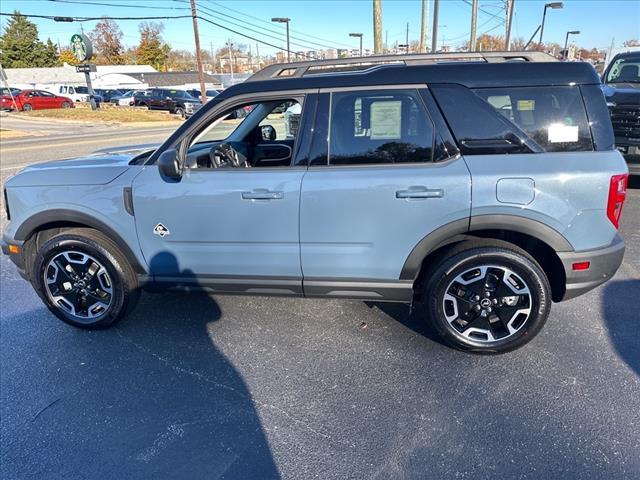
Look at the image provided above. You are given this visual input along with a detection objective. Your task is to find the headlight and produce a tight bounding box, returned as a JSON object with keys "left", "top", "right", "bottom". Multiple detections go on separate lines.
{"left": 184, "top": 102, "right": 193, "bottom": 108}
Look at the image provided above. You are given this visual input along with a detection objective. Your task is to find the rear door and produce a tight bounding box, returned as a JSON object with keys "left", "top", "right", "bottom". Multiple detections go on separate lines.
{"left": 299, "top": 87, "right": 471, "bottom": 296}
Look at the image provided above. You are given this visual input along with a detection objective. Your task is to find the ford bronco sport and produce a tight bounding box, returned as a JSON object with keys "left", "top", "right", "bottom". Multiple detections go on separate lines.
{"left": 1, "top": 52, "right": 628, "bottom": 353}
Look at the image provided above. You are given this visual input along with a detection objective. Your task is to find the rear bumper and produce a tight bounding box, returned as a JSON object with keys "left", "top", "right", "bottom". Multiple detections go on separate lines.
{"left": 558, "top": 234, "right": 625, "bottom": 301}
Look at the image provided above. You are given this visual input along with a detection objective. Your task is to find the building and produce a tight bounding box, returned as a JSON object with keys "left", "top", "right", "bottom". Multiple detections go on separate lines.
{"left": 3, "top": 64, "right": 222, "bottom": 91}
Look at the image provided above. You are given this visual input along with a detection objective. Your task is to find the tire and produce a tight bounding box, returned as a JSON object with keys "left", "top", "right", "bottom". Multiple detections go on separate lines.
{"left": 174, "top": 107, "right": 185, "bottom": 118}
{"left": 422, "top": 240, "right": 551, "bottom": 354}
{"left": 61, "top": 102, "right": 71, "bottom": 109}
{"left": 22, "top": 104, "right": 32, "bottom": 111}
{"left": 31, "top": 228, "right": 140, "bottom": 329}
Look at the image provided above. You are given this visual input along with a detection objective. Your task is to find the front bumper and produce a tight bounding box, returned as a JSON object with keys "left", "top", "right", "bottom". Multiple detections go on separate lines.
{"left": 558, "top": 234, "right": 625, "bottom": 301}
{"left": 1, "top": 234, "right": 28, "bottom": 281}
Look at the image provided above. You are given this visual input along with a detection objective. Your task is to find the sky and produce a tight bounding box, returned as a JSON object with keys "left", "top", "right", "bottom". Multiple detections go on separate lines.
{"left": 1, "top": 0, "right": 639, "bottom": 57}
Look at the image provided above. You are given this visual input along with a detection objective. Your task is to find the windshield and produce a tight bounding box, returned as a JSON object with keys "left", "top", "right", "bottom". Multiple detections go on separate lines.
{"left": 606, "top": 55, "right": 640, "bottom": 83}
{"left": 76, "top": 86, "right": 89, "bottom": 93}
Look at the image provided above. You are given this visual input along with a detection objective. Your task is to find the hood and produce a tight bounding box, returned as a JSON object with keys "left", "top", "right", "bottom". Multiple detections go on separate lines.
{"left": 6, "top": 153, "right": 137, "bottom": 188}
{"left": 603, "top": 83, "right": 640, "bottom": 105}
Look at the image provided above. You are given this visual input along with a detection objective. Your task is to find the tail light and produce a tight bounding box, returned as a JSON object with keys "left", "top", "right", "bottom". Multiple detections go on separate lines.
{"left": 606, "top": 174, "right": 628, "bottom": 229}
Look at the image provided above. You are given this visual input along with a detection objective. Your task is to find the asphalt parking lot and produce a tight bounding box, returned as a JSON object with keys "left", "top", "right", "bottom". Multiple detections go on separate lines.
{"left": 0, "top": 124, "right": 639, "bottom": 478}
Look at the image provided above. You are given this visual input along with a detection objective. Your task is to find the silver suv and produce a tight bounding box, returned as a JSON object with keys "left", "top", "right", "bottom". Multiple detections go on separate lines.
{"left": 1, "top": 52, "right": 629, "bottom": 353}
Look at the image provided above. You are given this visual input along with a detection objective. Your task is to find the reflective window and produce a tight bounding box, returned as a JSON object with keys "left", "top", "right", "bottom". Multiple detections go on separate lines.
{"left": 474, "top": 86, "right": 593, "bottom": 152}
{"left": 328, "top": 90, "right": 434, "bottom": 165}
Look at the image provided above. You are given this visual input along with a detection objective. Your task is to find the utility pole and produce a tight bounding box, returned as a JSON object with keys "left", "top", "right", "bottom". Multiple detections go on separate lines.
{"left": 419, "top": 0, "right": 429, "bottom": 52}
{"left": 189, "top": 0, "right": 207, "bottom": 104}
{"left": 385, "top": 30, "right": 388, "bottom": 52}
{"left": 469, "top": 0, "right": 478, "bottom": 51}
{"left": 505, "top": 0, "right": 515, "bottom": 50}
{"left": 373, "top": 0, "right": 383, "bottom": 54}
{"left": 431, "top": 0, "right": 439, "bottom": 53}
{"left": 406, "top": 22, "right": 409, "bottom": 53}
{"left": 227, "top": 40, "right": 235, "bottom": 83}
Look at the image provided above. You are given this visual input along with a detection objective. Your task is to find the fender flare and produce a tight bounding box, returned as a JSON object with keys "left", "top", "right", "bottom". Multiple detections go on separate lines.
{"left": 400, "top": 214, "right": 573, "bottom": 281}
{"left": 14, "top": 209, "right": 147, "bottom": 274}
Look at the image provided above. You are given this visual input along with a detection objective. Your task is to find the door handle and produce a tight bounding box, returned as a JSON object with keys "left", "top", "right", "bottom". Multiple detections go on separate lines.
{"left": 241, "top": 189, "right": 284, "bottom": 200}
{"left": 395, "top": 187, "right": 444, "bottom": 199}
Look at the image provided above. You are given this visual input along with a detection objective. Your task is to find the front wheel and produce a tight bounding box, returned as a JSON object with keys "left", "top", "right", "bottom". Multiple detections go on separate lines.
{"left": 61, "top": 102, "right": 71, "bottom": 109}
{"left": 31, "top": 228, "right": 140, "bottom": 329}
{"left": 422, "top": 241, "right": 551, "bottom": 354}
{"left": 174, "top": 107, "right": 185, "bottom": 118}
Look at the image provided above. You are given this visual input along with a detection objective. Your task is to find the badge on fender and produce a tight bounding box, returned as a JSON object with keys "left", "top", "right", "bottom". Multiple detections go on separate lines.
{"left": 153, "top": 223, "right": 170, "bottom": 237}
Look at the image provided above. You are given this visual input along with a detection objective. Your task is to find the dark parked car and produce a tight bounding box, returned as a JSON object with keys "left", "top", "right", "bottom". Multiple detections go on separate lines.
{"left": 133, "top": 88, "right": 201, "bottom": 118}
{"left": 94, "top": 89, "right": 125, "bottom": 102}
{"left": 0, "top": 89, "right": 74, "bottom": 111}
{"left": 186, "top": 89, "right": 219, "bottom": 102}
{"left": 603, "top": 51, "right": 640, "bottom": 175}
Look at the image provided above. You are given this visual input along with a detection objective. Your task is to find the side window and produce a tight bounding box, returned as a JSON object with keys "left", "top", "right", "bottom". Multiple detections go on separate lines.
{"left": 474, "top": 86, "right": 593, "bottom": 152}
{"left": 328, "top": 89, "right": 434, "bottom": 165}
{"left": 259, "top": 101, "right": 302, "bottom": 141}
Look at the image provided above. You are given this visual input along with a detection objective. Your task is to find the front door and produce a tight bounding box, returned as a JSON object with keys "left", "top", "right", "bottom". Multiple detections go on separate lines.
{"left": 300, "top": 88, "right": 471, "bottom": 294}
{"left": 131, "top": 95, "right": 312, "bottom": 294}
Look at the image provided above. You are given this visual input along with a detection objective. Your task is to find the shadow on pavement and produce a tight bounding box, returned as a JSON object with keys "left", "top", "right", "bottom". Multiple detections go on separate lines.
{"left": 602, "top": 279, "right": 640, "bottom": 377}
{"left": 2, "top": 252, "right": 280, "bottom": 479}
{"left": 365, "top": 301, "right": 445, "bottom": 346}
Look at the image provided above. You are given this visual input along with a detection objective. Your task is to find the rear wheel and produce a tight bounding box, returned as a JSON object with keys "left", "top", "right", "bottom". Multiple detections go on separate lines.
{"left": 422, "top": 241, "right": 551, "bottom": 354}
{"left": 31, "top": 228, "right": 140, "bottom": 329}
{"left": 22, "top": 104, "right": 32, "bottom": 111}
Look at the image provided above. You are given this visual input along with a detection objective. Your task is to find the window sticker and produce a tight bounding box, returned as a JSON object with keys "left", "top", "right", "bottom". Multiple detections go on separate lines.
{"left": 370, "top": 100, "right": 402, "bottom": 139}
{"left": 548, "top": 123, "right": 579, "bottom": 143}
{"left": 517, "top": 99, "right": 535, "bottom": 111}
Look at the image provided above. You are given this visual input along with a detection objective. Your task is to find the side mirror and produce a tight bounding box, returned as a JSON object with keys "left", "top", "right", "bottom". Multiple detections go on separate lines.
{"left": 260, "top": 125, "right": 276, "bottom": 141}
{"left": 158, "top": 148, "right": 182, "bottom": 179}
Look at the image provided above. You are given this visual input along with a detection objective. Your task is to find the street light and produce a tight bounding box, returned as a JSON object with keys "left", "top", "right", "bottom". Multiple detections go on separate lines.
{"left": 539, "top": 2, "right": 563, "bottom": 46}
{"left": 349, "top": 32, "right": 363, "bottom": 57}
{"left": 271, "top": 17, "right": 291, "bottom": 62}
{"left": 563, "top": 30, "right": 580, "bottom": 60}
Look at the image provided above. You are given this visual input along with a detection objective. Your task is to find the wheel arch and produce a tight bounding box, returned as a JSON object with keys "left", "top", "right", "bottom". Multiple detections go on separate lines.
{"left": 402, "top": 215, "right": 571, "bottom": 302}
{"left": 14, "top": 209, "right": 147, "bottom": 274}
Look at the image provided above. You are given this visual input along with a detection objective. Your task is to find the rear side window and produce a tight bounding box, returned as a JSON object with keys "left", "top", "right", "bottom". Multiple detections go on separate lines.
{"left": 474, "top": 86, "right": 593, "bottom": 152}
{"left": 431, "top": 84, "right": 593, "bottom": 154}
{"left": 328, "top": 89, "right": 435, "bottom": 165}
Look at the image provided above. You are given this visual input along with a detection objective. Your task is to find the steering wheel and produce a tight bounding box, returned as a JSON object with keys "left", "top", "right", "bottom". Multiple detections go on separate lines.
{"left": 209, "top": 142, "right": 249, "bottom": 168}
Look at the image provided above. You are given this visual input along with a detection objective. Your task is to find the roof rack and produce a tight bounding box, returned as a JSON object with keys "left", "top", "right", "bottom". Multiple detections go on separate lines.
{"left": 247, "top": 51, "right": 557, "bottom": 82}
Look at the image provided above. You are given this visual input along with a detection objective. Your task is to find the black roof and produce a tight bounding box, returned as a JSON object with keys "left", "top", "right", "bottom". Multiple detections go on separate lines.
{"left": 217, "top": 60, "right": 600, "bottom": 101}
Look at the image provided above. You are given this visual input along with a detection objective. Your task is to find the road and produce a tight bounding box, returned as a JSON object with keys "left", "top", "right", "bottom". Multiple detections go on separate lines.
{"left": 0, "top": 123, "right": 639, "bottom": 479}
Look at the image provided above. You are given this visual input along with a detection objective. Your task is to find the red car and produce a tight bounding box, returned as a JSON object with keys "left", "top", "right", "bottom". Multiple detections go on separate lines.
{"left": 0, "top": 89, "right": 74, "bottom": 112}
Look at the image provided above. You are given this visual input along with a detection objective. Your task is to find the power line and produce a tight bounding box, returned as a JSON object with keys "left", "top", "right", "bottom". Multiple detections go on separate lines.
{"left": 183, "top": 0, "right": 341, "bottom": 51}
{"left": 195, "top": 5, "right": 330, "bottom": 52}
{"left": 197, "top": 15, "right": 312, "bottom": 58}
{"left": 204, "top": 0, "right": 353, "bottom": 48}
{"left": 0, "top": 12, "right": 193, "bottom": 21}
{"left": 47, "top": 0, "right": 190, "bottom": 10}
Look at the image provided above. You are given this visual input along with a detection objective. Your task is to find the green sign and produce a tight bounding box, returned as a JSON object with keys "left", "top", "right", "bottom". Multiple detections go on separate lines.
{"left": 70, "top": 34, "right": 93, "bottom": 62}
